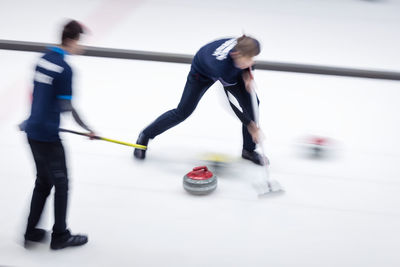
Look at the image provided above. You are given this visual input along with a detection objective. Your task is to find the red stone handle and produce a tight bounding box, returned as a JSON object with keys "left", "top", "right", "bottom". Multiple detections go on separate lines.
{"left": 192, "top": 166, "right": 208, "bottom": 172}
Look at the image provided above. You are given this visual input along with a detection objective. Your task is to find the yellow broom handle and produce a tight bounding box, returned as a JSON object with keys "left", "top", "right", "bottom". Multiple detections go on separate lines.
{"left": 98, "top": 137, "right": 147, "bottom": 150}
{"left": 59, "top": 128, "right": 147, "bottom": 150}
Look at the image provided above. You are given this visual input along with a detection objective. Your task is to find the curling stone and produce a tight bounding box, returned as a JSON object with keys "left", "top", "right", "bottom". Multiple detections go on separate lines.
{"left": 200, "top": 153, "right": 233, "bottom": 173}
{"left": 183, "top": 166, "right": 217, "bottom": 195}
{"left": 307, "top": 136, "right": 330, "bottom": 158}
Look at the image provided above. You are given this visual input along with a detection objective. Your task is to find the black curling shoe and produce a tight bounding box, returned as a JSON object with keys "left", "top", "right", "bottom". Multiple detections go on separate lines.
{"left": 133, "top": 132, "right": 149, "bottom": 160}
{"left": 24, "top": 228, "right": 47, "bottom": 248}
{"left": 241, "top": 149, "right": 269, "bottom": 166}
{"left": 50, "top": 230, "right": 88, "bottom": 250}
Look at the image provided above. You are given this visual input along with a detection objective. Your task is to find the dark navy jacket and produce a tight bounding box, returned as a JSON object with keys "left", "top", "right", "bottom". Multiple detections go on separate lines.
{"left": 192, "top": 38, "right": 243, "bottom": 86}
{"left": 25, "top": 47, "right": 72, "bottom": 142}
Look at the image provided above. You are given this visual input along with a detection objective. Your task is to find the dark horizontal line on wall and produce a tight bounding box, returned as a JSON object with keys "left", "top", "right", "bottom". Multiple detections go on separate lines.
{"left": 1, "top": 39, "right": 400, "bottom": 81}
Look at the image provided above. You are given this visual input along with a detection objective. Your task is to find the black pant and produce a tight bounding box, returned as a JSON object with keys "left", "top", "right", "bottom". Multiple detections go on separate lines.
{"left": 142, "top": 68, "right": 257, "bottom": 151}
{"left": 26, "top": 138, "right": 69, "bottom": 235}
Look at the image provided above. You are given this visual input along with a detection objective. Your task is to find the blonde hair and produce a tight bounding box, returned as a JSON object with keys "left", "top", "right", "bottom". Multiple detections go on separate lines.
{"left": 235, "top": 35, "right": 261, "bottom": 57}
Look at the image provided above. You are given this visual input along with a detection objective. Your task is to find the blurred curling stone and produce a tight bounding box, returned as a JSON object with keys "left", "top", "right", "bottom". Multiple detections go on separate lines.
{"left": 302, "top": 135, "right": 333, "bottom": 159}
{"left": 200, "top": 153, "right": 234, "bottom": 173}
{"left": 183, "top": 166, "right": 217, "bottom": 195}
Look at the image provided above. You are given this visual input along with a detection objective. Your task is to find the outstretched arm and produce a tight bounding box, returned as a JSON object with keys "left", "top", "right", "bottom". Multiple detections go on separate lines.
{"left": 224, "top": 89, "right": 262, "bottom": 144}
{"left": 59, "top": 99, "right": 95, "bottom": 136}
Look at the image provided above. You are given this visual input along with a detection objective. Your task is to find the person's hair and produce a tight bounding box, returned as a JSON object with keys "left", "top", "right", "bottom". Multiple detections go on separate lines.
{"left": 61, "top": 20, "right": 84, "bottom": 45}
{"left": 234, "top": 35, "right": 261, "bottom": 57}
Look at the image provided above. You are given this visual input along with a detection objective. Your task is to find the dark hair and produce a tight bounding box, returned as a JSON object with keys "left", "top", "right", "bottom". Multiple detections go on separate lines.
{"left": 235, "top": 35, "right": 261, "bottom": 57}
{"left": 61, "top": 20, "right": 84, "bottom": 45}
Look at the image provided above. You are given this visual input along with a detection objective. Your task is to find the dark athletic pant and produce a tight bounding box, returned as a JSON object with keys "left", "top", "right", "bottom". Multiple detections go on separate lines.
{"left": 26, "top": 138, "right": 69, "bottom": 235}
{"left": 142, "top": 68, "right": 258, "bottom": 151}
